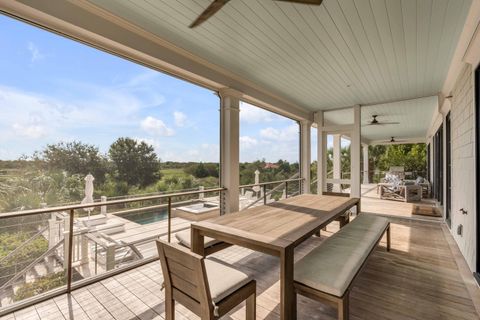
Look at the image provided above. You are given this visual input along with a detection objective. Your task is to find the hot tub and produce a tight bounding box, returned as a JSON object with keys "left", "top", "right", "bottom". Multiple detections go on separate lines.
{"left": 173, "top": 201, "right": 219, "bottom": 221}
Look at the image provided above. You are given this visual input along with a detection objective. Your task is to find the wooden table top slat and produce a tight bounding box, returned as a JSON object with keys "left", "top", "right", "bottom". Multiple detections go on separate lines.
{"left": 193, "top": 194, "right": 359, "bottom": 248}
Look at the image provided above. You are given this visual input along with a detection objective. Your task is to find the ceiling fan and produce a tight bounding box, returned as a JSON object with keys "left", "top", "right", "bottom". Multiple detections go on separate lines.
{"left": 384, "top": 137, "right": 407, "bottom": 143}
{"left": 189, "top": 0, "right": 323, "bottom": 28}
{"left": 363, "top": 115, "right": 400, "bottom": 127}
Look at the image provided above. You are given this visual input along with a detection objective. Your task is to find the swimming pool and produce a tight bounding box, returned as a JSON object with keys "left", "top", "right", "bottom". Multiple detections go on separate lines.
{"left": 117, "top": 208, "right": 168, "bottom": 225}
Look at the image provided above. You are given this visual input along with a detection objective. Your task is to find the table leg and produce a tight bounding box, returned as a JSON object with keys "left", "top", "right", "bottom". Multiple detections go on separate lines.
{"left": 280, "top": 246, "right": 295, "bottom": 320}
{"left": 191, "top": 227, "right": 205, "bottom": 256}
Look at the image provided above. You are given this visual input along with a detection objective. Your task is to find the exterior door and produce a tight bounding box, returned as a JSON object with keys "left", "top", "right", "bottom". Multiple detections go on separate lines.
{"left": 433, "top": 126, "right": 443, "bottom": 205}
{"left": 446, "top": 112, "right": 451, "bottom": 228}
{"left": 475, "top": 65, "right": 480, "bottom": 281}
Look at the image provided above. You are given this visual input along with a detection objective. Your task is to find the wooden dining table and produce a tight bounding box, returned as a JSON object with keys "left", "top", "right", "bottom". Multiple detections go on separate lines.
{"left": 190, "top": 194, "right": 360, "bottom": 320}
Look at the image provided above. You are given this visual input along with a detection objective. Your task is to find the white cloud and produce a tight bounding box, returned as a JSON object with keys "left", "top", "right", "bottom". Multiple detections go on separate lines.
{"left": 27, "top": 42, "right": 44, "bottom": 63}
{"left": 12, "top": 122, "right": 48, "bottom": 139}
{"left": 173, "top": 111, "right": 187, "bottom": 127}
{"left": 134, "top": 137, "right": 160, "bottom": 149}
{"left": 124, "top": 70, "right": 158, "bottom": 87}
{"left": 239, "top": 136, "right": 258, "bottom": 149}
{"left": 141, "top": 116, "right": 174, "bottom": 136}
{"left": 260, "top": 124, "right": 299, "bottom": 142}
{"left": 240, "top": 103, "right": 279, "bottom": 123}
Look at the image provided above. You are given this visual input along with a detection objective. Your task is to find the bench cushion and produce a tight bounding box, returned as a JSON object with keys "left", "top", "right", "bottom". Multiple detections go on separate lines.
{"left": 294, "top": 214, "right": 389, "bottom": 297}
{"left": 205, "top": 259, "right": 251, "bottom": 303}
{"left": 175, "top": 229, "right": 221, "bottom": 249}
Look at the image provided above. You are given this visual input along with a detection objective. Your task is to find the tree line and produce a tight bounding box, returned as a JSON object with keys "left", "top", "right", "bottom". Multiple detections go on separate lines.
{"left": 34, "top": 137, "right": 161, "bottom": 188}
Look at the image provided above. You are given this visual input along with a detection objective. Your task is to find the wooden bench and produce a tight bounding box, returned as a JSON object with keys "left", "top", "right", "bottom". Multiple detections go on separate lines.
{"left": 294, "top": 214, "right": 391, "bottom": 320}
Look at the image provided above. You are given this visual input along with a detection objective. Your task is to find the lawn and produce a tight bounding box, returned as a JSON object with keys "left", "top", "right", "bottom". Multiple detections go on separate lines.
{"left": 160, "top": 168, "right": 191, "bottom": 179}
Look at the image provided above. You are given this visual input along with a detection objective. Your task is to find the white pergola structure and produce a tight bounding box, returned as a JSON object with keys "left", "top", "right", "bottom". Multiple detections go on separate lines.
{"left": 1, "top": 0, "right": 478, "bottom": 280}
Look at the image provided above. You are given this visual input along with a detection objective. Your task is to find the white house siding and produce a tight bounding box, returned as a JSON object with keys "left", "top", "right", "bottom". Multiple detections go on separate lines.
{"left": 450, "top": 63, "right": 476, "bottom": 271}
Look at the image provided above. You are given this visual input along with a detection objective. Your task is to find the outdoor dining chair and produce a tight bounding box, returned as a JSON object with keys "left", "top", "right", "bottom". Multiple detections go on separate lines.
{"left": 156, "top": 239, "right": 256, "bottom": 319}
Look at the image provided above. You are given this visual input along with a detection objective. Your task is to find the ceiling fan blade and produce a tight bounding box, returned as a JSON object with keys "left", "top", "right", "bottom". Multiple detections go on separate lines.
{"left": 274, "top": 0, "right": 323, "bottom": 4}
{"left": 381, "top": 121, "right": 400, "bottom": 125}
{"left": 364, "top": 122, "right": 400, "bottom": 126}
{"left": 189, "top": 0, "right": 230, "bottom": 28}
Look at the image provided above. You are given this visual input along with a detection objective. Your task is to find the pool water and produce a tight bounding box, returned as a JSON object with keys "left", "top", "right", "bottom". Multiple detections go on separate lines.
{"left": 118, "top": 208, "right": 168, "bottom": 225}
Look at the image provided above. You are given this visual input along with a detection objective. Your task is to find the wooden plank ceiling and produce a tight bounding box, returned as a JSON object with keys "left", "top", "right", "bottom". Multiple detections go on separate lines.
{"left": 87, "top": 0, "right": 471, "bottom": 113}
{"left": 323, "top": 96, "right": 438, "bottom": 142}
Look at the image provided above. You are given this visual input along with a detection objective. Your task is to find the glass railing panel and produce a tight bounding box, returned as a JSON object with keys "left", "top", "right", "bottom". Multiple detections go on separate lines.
{"left": 0, "top": 212, "right": 67, "bottom": 307}
{"left": 0, "top": 187, "right": 224, "bottom": 314}
{"left": 239, "top": 177, "right": 304, "bottom": 211}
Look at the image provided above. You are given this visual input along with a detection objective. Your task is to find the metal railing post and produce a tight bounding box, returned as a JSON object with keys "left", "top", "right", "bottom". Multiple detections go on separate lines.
{"left": 263, "top": 185, "right": 267, "bottom": 205}
{"left": 167, "top": 197, "right": 172, "bottom": 243}
{"left": 66, "top": 209, "right": 74, "bottom": 292}
{"left": 105, "top": 244, "right": 116, "bottom": 271}
{"left": 94, "top": 243, "right": 98, "bottom": 275}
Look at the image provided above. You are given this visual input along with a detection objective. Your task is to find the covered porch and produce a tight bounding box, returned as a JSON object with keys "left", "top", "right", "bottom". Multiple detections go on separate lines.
{"left": 0, "top": 0, "right": 479, "bottom": 319}
{"left": 2, "top": 216, "right": 479, "bottom": 320}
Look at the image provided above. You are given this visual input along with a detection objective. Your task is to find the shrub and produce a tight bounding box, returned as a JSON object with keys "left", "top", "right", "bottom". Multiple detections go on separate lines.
{"left": 13, "top": 271, "right": 66, "bottom": 301}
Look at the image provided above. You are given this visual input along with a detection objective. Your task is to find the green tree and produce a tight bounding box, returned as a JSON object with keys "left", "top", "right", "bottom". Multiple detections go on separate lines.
{"left": 14, "top": 271, "right": 66, "bottom": 301}
{"left": 368, "top": 143, "right": 426, "bottom": 182}
{"left": 185, "top": 163, "right": 218, "bottom": 178}
{"left": 38, "top": 141, "right": 108, "bottom": 184}
{"left": 109, "top": 138, "right": 160, "bottom": 187}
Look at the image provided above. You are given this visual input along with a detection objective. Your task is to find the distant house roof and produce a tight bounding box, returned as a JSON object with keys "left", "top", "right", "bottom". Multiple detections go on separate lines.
{"left": 264, "top": 163, "right": 279, "bottom": 169}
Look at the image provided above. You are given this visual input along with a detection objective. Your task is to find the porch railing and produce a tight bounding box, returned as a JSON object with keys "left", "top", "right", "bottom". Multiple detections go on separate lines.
{"left": 239, "top": 176, "right": 303, "bottom": 210}
{"left": 0, "top": 187, "right": 225, "bottom": 316}
{"left": 0, "top": 177, "right": 306, "bottom": 316}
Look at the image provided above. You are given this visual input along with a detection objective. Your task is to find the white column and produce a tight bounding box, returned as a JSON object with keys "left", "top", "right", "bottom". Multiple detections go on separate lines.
{"left": 219, "top": 88, "right": 241, "bottom": 214}
{"left": 332, "top": 134, "right": 341, "bottom": 192}
{"left": 314, "top": 112, "right": 325, "bottom": 195}
{"left": 300, "top": 120, "right": 312, "bottom": 194}
{"left": 363, "top": 144, "right": 369, "bottom": 184}
{"left": 351, "top": 105, "right": 361, "bottom": 198}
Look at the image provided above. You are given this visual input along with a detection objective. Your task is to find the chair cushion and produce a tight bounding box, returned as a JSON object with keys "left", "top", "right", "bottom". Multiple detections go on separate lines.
{"left": 204, "top": 259, "right": 251, "bottom": 303}
{"left": 294, "top": 214, "right": 389, "bottom": 297}
{"left": 175, "top": 229, "right": 221, "bottom": 249}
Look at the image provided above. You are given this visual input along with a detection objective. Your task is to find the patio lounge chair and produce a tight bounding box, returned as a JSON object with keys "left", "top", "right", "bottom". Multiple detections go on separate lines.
{"left": 380, "top": 182, "right": 422, "bottom": 203}
{"left": 157, "top": 240, "right": 256, "bottom": 320}
{"left": 79, "top": 218, "right": 125, "bottom": 235}
{"left": 90, "top": 233, "right": 143, "bottom": 266}
{"left": 244, "top": 190, "right": 255, "bottom": 200}
{"left": 77, "top": 214, "right": 107, "bottom": 227}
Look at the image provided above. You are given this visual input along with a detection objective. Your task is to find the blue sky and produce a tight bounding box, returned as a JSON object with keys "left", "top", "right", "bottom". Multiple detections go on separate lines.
{"left": 0, "top": 15, "right": 311, "bottom": 163}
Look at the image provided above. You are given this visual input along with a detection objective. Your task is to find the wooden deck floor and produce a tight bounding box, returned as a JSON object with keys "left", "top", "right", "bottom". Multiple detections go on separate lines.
{"left": 2, "top": 215, "right": 479, "bottom": 320}
{"left": 360, "top": 184, "right": 442, "bottom": 221}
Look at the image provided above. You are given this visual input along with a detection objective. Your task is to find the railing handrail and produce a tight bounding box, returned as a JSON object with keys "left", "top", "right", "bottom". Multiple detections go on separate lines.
{"left": 239, "top": 177, "right": 303, "bottom": 189}
{"left": 0, "top": 187, "right": 226, "bottom": 219}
